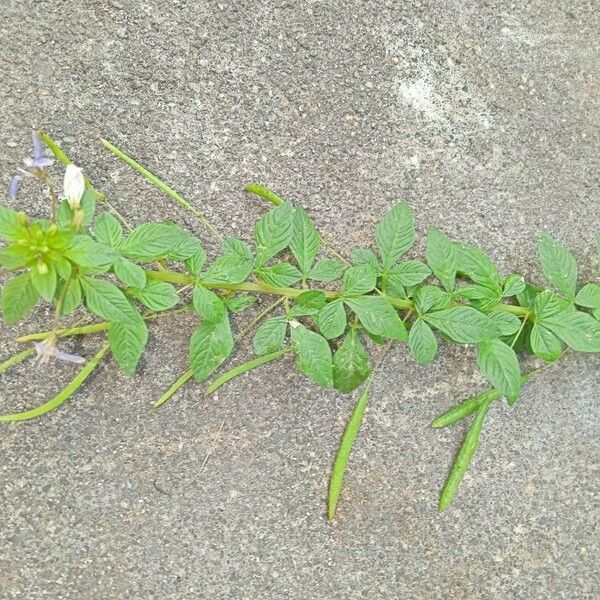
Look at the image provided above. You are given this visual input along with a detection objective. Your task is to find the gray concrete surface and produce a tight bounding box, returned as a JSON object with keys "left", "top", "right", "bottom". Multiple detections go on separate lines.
{"left": 1, "top": 1, "right": 599, "bottom": 598}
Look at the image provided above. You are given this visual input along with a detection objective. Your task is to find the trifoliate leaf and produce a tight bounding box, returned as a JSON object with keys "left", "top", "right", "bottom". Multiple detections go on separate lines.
{"left": 344, "top": 296, "right": 407, "bottom": 340}
{"left": 108, "top": 318, "right": 148, "bottom": 375}
{"left": 575, "top": 283, "right": 600, "bottom": 309}
{"left": 30, "top": 264, "right": 57, "bottom": 301}
{"left": 456, "top": 243, "right": 502, "bottom": 292}
{"left": 290, "top": 207, "right": 320, "bottom": 274}
{"left": 189, "top": 312, "right": 234, "bottom": 382}
{"left": 423, "top": 307, "right": 490, "bottom": 344}
{"left": 308, "top": 258, "right": 346, "bottom": 282}
{"left": 426, "top": 228, "right": 458, "bottom": 291}
{"left": 332, "top": 330, "right": 371, "bottom": 393}
{"left": 132, "top": 281, "right": 179, "bottom": 311}
{"left": 225, "top": 295, "right": 256, "bottom": 313}
{"left": 254, "top": 202, "right": 294, "bottom": 266}
{"left": 80, "top": 276, "right": 140, "bottom": 324}
{"left": 120, "top": 223, "right": 179, "bottom": 262}
{"left": 375, "top": 202, "right": 414, "bottom": 270}
{"left": 412, "top": 285, "right": 452, "bottom": 315}
{"left": 388, "top": 260, "right": 431, "bottom": 287}
{"left": 290, "top": 321, "right": 333, "bottom": 388}
{"left": 408, "top": 319, "right": 438, "bottom": 364}
{"left": 0, "top": 206, "right": 28, "bottom": 242}
{"left": 192, "top": 285, "right": 225, "bottom": 322}
{"left": 93, "top": 213, "right": 123, "bottom": 248}
{"left": 63, "top": 235, "right": 117, "bottom": 270}
{"left": 257, "top": 262, "right": 303, "bottom": 287}
{"left": 502, "top": 274, "right": 526, "bottom": 297}
{"left": 253, "top": 316, "right": 288, "bottom": 356}
{"left": 60, "top": 278, "right": 82, "bottom": 315}
{"left": 289, "top": 291, "right": 327, "bottom": 317}
{"left": 351, "top": 248, "right": 379, "bottom": 269}
{"left": 529, "top": 323, "right": 563, "bottom": 362}
{"left": 1, "top": 273, "right": 39, "bottom": 325}
{"left": 202, "top": 254, "right": 253, "bottom": 284}
{"left": 113, "top": 258, "right": 147, "bottom": 289}
{"left": 537, "top": 232, "right": 578, "bottom": 298}
{"left": 476, "top": 339, "right": 521, "bottom": 403}
{"left": 317, "top": 300, "right": 347, "bottom": 340}
{"left": 341, "top": 264, "right": 378, "bottom": 296}
{"left": 540, "top": 309, "right": 600, "bottom": 352}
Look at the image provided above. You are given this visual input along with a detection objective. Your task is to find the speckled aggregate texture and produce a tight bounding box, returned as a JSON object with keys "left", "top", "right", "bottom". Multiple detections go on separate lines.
{"left": 1, "top": 1, "right": 599, "bottom": 598}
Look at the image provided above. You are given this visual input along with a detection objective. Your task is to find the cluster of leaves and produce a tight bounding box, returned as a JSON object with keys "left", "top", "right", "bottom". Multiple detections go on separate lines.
{"left": 2, "top": 135, "right": 600, "bottom": 519}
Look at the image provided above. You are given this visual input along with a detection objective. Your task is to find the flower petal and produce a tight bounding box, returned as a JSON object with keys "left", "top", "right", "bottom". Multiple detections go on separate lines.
{"left": 63, "top": 164, "right": 85, "bottom": 208}
{"left": 9, "top": 176, "right": 21, "bottom": 199}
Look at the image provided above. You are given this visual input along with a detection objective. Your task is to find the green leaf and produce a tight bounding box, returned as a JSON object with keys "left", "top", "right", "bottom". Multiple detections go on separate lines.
{"left": 167, "top": 232, "right": 203, "bottom": 261}
{"left": 80, "top": 276, "right": 140, "bottom": 324}
{"left": 202, "top": 254, "right": 253, "bottom": 284}
{"left": 413, "top": 284, "right": 452, "bottom": 314}
{"left": 423, "top": 307, "right": 490, "bottom": 344}
{"left": 290, "top": 321, "right": 333, "bottom": 388}
{"left": 63, "top": 236, "right": 117, "bottom": 270}
{"left": 253, "top": 316, "right": 288, "bottom": 356}
{"left": 254, "top": 202, "right": 294, "bottom": 266}
{"left": 375, "top": 202, "right": 414, "bottom": 270}
{"left": 132, "top": 281, "right": 179, "bottom": 311}
{"left": 534, "top": 289, "right": 568, "bottom": 320}
{"left": 426, "top": 228, "right": 458, "bottom": 291}
{"left": 185, "top": 248, "right": 207, "bottom": 277}
{"left": 408, "top": 319, "right": 438, "bottom": 364}
{"left": 60, "top": 278, "right": 82, "bottom": 315}
{"left": 333, "top": 330, "right": 371, "bottom": 393}
{"left": 94, "top": 213, "right": 123, "bottom": 248}
{"left": 317, "top": 300, "right": 347, "bottom": 340}
{"left": 540, "top": 309, "right": 600, "bottom": 352}
{"left": 341, "top": 264, "right": 377, "bottom": 296}
{"left": 53, "top": 255, "right": 72, "bottom": 280}
{"left": 575, "top": 283, "right": 600, "bottom": 309}
{"left": 308, "top": 258, "right": 346, "bottom": 282}
{"left": 381, "top": 270, "right": 406, "bottom": 298}
{"left": 257, "top": 262, "right": 303, "bottom": 287}
{"left": 476, "top": 339, "right": 521, "bottom": 402}
{"left": 56, "top": 200, "right": 72, "bottom": 229}
{"left": 457, "top": 243, "right": 502, "bottom": 291}
{"left": 189, "top": 312, "right": 234, "bottom": 382}
{"left": 388, "top": 260, "right": 430, "bottom": 287}
{"left": 289, "top": 207, "right": 320, "bottom": 274}
{"left": 223, "top": 237, "right": 254, "bottom": 261}
{"left": 30, "top": 264, "right": 57, "bottom": 301}
{"left": 351, "top": 248, "right": 379, "bottom": 269}
{"left": 516, "top": 283, "right": 539, "bottom": 308}
{"left": 113, "top": 258, "right": 147, "bottom": 289}
{"left": 0, "top": 244, "right": 35, "bottom": 269}
{"left": 1, "top": 273, "right": 39, "bottom": 325}
{"left": 537, "top": 232, "right": 578, "bottom": 298}
{"left": 487, "top": 312, "right": 521, "bottom": 337}
{"left": 344, "top": 296, "right": 407, "bottom": 340}
{"left": 108, "top": 318, "right": 148, "bottom": 375}
{"left": 455, "top": 284, "right": 501, "bottom": 302}
{"left": 289, "top": 291, "right": 327, "bottom": 317}
{"left": 225, "top": 295, "right": 256, "bottom": 313}
{"left": 192, "top": 285, "right": 225, "bottom": 322}
{"left": 80, "top": 187, "right": 97, "bottom": 227}
{"left": 438, "top": 400, "right": 491, "bottom": 511}
{"left": 502, "top": 274, "right": 526, "bottom": 297}
{"left": 529, "top": 323, "right": 563, "bottom": 362}
{"left": 432, "top": 388, "right": 502, "bottom": 428}
{"left": 120, "top": 223, "right": 179, "bottom": 262}
{"left": 328, "top": 383, "right": 370, "bottom": 520}
{"left": 0, "top": 206, "right": 27, "bottom": 241}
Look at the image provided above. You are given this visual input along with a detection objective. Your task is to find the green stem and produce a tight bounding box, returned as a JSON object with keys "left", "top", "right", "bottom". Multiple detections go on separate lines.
{"left": 204, "top": 349, "right": 289, "bottom": 396}
{"left": 0, "top": 344, "right": 109, "bottom": 423}
{"left": 152, "top": 369, "right": 194, "bottom": 409}
{"left": 101, "top": 138, "right": 223, "bottom": 240}
{"left": 16, "top": 305, "right": 190, "bottom": 343}
{"left": 489, "top": 303, "right": 532, "bottom": 318}
{"left": 0, "top": 349, "right": 36, "bottom": 374}
{"left": 244, "top": 183, "right": 284, "bottom": 206}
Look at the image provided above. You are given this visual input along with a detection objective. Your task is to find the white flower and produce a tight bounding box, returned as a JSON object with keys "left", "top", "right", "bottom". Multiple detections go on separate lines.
{"left": 63, "top": 164, "right": 85, "bottom": 209}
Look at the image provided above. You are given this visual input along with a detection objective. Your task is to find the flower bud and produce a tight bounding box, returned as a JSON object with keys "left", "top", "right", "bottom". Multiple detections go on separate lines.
{"left": 63, "top": 164, "right": 85, "bottom": 209}
{"left": 37, "top": 260, "right": 48, "bottom": 275}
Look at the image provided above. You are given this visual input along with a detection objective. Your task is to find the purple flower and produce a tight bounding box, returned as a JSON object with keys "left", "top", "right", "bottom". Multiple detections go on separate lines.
{"left": 9, "top": 131, "right": 53, "bottom": 199}
{"left": 33, "top": 339, "right": 85, "bottom": 365}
